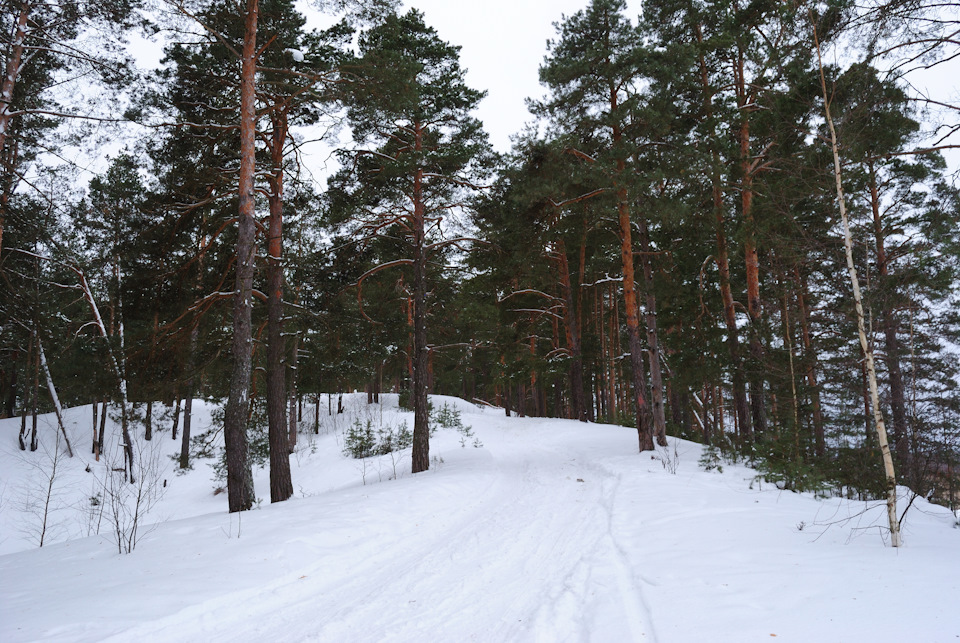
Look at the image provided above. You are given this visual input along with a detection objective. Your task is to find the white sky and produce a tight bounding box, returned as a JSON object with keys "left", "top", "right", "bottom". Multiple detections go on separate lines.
{"left": 126, "top": 1, "right": 954, "bottom": 176}
{"left": 399, "top": 0, "right": 643, "bottom": 153}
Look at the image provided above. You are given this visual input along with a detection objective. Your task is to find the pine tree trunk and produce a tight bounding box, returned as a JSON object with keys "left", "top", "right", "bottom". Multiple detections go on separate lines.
{"left": 222, "top": 0, "right": 259, "bottom": 512}
{"left": 266, "top": 110, "right": 293, "bottom": 504}
{"left": 180, "top": 324, "right": 199, "bottom": 470}
{"left": 557, "top": 242, "right": 586, "bottom": 421}
{"left": 795, "top": 267, "right": 824, "bottom": 457}
{"left": 288, "top": 333, "right": 300, "bottom": 452}
{"left": 617, "top": 187, "right": 653, "bottom": 450}
{"left": 638, "top": 217, "right": 668, "bottom": 446}
{"left": 869, "top": 161, "right": 911, "bottom": 477}
{"left": 813, "top": 17, "right": 900, "bottom": 546}
{"left": 411, "top": 124, "right": 430, "bottom": 473}
{"left": 172, "top": 395, "right": 181, "bottom": 441}
{"left": 92, "top": 400, "right": 98, "bottom": 454}
{"left": 30, "top": 331, "right": 39, "bottom": 451}
{"left": 145, "top": 401, "right": 152, "bottom": 441}
{"left": 694, "top": 23, "right": 751, "bottom": 442}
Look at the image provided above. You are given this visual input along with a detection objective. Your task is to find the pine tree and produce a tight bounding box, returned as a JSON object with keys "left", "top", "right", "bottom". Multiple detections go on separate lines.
{"left": 535, "top": 0, "right": 665, "bottom": 450}
{"left": 330, "top": 9, "right": 490, "bottom": 473}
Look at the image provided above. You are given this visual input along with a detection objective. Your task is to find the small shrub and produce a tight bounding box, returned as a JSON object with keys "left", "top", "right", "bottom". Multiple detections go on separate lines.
{"left": 432, "top": 403, "right": 482, "bottom": 448}
{"left": 431, "top": 403, "right": 462, "bottom": 429}
{"left": 753, "top": 437, "right": 831, "bottom": 496}
{"left": 698, "top": 445, "right": 724, "bottom": 473}
{"left": 343, "top": 418, "right": 413, "bottom": 459}
{"left": 344, "top": 419, "right": 377, "bottom": 458}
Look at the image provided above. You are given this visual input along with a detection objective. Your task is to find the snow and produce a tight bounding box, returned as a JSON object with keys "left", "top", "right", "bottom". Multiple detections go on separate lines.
{"left": 284, "top": 48, "right": 305, "bottom": 63}
{"left": 1, "top": 394, "right": 958, "bottom": 642}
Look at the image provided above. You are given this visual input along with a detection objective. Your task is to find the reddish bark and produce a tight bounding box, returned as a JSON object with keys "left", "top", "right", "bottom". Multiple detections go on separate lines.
{"left": 0, "top": 0, "right": 30, "bottom": 258}
{"left": 222, "top": 0, "right": 258, "bottom": 513}
{"left": 267, "top": 109, "right": 293, "bottom": 503}
{"left": 694, "top": 22, "right": 751, "bottom": 442}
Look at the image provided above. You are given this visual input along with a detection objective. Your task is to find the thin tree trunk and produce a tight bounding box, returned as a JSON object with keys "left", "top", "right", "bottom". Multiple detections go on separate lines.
{"left": 92, "top": 400, "right": 98, "bottom": 454}
{"left": 694, "top": 22, "right": 751, "bottom": 442}
{"left": 0, "top": 0, "right": 30, "bottom": 257}
{"left": 795, "top": 267, "right": 824, "bottom": 457}
{"left": 638, "top": 216, "right": 668, "bottom": 446}
{"left": 75, "top": 268, "right": 135, "bottom": 482}
{"left": 288, "top": 333, "right": 300, "bottom": 453}
{"left": 735, "top": 46, "right": 767, "bottom": 438}
{"left": 30, "top": 331, "right": 39, "bottom": 451}
{"left": 411, "top": 121, "right": 430, "bottom": 473}
{"left": 869, "top": 160, "right": 911, "bottom": 476}
{"left": 2, "top": 357, "right": 17, "bottom": 419}
{"left": 781, "top": 286, "right": 801, "bottom": 459}
{"left": 19, "top": 331, "right": 34, "bottom": 450}
{"left": 813, "top": 15, "right": 900, "bottom": 546}
{"left": 180, "top": 324, "right": 199, "bottom": 470}
{"left": 98, "top": 400, "right": 107, "bottom": 460}
{"left": 556, "top": 242, "right": 586, "bottom": 421}
{"left": 37, "top": 337, "right": 73, "bottom": 457}
{"left": 172, "top": 395, "right": 181, "bottom": 441}
{"left": 145, "top": 401, "right": 153, "bottom": 441}
{"left": 222, "top": 0, "right": 259, "bottom": 512}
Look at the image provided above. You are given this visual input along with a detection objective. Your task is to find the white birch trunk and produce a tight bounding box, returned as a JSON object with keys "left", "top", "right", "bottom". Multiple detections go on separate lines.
{"left": 812, "top": 14, "right": 901, "bottom": 547}
{"left": 37, "top": 336, "right": 73, "bottom": 457}
{"left": 75, "top": 267, "right": 136, "bottom": 483}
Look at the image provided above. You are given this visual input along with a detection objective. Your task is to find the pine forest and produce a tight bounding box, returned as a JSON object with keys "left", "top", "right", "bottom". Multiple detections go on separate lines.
{"left": 3, "top": 0, "right": 960, "bottom": 549}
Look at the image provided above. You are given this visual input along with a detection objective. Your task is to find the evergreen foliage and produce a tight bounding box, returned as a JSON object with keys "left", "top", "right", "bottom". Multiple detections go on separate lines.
{"left": 1, "top": 0, "right": 958, "bottom": 518}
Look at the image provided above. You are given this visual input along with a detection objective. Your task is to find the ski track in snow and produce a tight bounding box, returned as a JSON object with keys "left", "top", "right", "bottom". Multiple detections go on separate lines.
{"left": 100, "top": 417, "right": 655, "bottom": 642}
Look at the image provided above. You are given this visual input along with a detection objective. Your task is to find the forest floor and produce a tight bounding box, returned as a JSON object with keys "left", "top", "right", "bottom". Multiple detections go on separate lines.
{"left": 1, "top": 394, "right": 958, "bottom": 642}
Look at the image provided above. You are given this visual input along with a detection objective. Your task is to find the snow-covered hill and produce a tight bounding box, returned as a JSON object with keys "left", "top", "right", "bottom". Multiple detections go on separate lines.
{"left": 1, "top": 395, "right": 958, "bottom": 642}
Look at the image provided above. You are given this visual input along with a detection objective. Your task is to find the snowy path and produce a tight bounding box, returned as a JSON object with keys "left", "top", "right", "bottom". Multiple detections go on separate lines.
{"left": 2, "top": 398, "right": 959, "bottom": 642}
{"left": 95, "top": 418, "right": 656, "bottom": 642}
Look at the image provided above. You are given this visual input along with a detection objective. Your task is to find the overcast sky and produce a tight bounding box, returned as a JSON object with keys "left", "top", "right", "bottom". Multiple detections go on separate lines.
{"left": 399, "top": 0, "right": 643, "bottom": 153}
{"left": 126, "top": 0, "right": 954, "bottom": 177}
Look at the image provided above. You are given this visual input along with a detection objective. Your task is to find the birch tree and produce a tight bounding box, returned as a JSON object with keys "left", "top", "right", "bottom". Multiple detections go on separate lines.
{"left": 810, "top": 10, "right": 901, "bottom": 546}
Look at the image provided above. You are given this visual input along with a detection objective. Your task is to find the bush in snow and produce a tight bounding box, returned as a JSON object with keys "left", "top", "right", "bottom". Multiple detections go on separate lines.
{"left": 431, "top": 403, "right": 481, "bottom": 448}
{"left": 343, "top": 418, "right": 412, "bottom": 459}
{"left": 207, "top": 399, "right": 270, "bottom": 482}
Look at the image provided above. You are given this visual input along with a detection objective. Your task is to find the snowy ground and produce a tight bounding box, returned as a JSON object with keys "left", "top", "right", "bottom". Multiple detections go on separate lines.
{"left": 1, "top": 394, "right": 958, "bottom": 642}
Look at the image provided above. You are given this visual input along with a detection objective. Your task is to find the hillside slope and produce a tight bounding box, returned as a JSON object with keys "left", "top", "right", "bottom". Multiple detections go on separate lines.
{"left": 1, "top": 395, "right": 958, "bottom": 642}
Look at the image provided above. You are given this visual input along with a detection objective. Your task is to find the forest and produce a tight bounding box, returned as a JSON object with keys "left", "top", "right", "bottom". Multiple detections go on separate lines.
{"left": 2, "top": 0, "right": 959, "bottom": 534}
